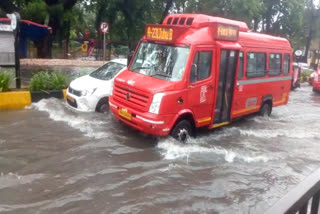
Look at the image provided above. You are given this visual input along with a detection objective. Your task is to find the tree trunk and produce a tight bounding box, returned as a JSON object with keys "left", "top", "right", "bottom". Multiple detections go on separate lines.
{"left": 159, "top": 0, "right": 174, "bottom": 24}
{"left": 253, "top": 18, "right": 259, "bottom": 32}
{"left": 304, "top": 11, "right": 315, "bottom": 63}
{"left": 265, "top": 9, "right": 272, "bottom": 33}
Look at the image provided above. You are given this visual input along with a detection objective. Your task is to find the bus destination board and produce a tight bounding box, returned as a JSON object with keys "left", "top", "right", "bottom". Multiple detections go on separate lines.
{"left": 146, "top": 26, "right": 173, "bottom": 41}
{"left": 216, "top": 24, "right": 239, "bottom": 41}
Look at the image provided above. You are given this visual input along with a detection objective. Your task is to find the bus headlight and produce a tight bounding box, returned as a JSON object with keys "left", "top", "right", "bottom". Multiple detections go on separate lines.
{"left": 149, "top": 93, "right": 164, "bottom": 114}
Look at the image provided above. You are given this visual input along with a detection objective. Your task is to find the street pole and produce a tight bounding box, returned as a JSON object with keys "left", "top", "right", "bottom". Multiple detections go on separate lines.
{"left": 103, "top": 33, "right": 105, "bottom": 63}
{"left": 12, "top": 13, "right": 21, "bottom": 89}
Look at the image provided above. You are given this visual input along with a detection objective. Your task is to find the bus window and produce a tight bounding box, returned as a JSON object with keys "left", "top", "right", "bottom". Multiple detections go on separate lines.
{"left": 246, "top": 52, "right": 266, "bottom": 78}
{"left": 238, "top": 52, "right": 244, "bottom": 79}
{"left": 284, "top": 54, "right": 290, "bottom": 75}
{"left": 269, "top": 53, "right": 282, "bottom": 76}
{"left": 190, "top": 51, "right": 212, "bottom": 83}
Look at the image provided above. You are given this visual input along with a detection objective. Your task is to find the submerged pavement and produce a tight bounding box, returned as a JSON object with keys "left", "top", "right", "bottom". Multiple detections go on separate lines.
{"left": 0, "top": 83, "right": 320, "bottom": 213}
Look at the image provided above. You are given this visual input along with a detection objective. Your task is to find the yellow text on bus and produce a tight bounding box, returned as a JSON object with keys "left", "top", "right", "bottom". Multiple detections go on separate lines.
{"left": 146, "top": 27, "right": 173, "bottom": 41}
{"left": 217, "top": 24, "right": 239, "bottom": 40}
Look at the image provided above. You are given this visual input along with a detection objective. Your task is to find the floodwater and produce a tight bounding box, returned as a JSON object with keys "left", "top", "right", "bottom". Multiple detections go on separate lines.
{"left": 0, "top": 83, "right": 320, "bottom": 214}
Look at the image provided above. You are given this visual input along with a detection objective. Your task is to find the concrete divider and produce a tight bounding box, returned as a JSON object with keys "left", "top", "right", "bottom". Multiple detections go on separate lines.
{"left": 0, "top": 89, "right": 67, "bottom": 110}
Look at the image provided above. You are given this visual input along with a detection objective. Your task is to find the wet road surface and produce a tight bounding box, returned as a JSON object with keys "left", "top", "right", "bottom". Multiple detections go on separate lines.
{"left": 0, "top": 83, "right": 320, "bottom": 214}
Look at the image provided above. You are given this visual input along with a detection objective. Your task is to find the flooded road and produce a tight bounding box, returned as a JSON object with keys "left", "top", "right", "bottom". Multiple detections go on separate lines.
{"left": 0, "top": 83, "right": 320, "bottom": 214}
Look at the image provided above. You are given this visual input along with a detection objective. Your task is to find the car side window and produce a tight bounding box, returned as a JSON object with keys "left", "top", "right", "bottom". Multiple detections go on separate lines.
{"left": 190, "top": 51, "right": 212, "bottom": 83}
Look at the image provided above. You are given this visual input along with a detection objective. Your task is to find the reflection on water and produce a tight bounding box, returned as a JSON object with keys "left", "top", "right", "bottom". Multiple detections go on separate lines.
{"left": 0, "top": 83, "right": 319, "bottom": 213}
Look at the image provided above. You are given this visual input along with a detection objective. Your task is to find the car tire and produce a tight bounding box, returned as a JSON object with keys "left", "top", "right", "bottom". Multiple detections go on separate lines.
{"left": 259, "top": 102, "right": 272, "bottom": 117}
{"left": 170, "top": 120, "right": 193, "bottom": 143}
{"left": 96, "top": 98, "right": 109, "bottom": 113}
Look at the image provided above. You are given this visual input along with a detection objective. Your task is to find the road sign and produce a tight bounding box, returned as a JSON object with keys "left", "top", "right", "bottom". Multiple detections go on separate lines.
{"left": 295, "top": 50, "right": 303, "bottom": 57}
{"left": 100, "top": 22, "right": 109, "bottom": 34}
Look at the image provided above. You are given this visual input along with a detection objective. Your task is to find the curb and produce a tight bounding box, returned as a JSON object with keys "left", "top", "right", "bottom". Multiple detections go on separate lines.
{"left": 0, "top": 89, "right": 67, "bottom": 110}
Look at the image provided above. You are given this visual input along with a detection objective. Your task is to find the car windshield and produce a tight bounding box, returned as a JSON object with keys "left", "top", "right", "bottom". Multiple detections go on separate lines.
{"left": 90, "top": 62, "right": 125, "bottom": 80}
{"left": 129, "top": 42, "right": 189, "bottom": 81}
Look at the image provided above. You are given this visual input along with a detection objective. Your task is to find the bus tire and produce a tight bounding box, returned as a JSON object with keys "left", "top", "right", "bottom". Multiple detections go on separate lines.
{"left": 170, "top": 120, "right": 193, "bottom": 143}
{"left": 259, "top": 102, "right": 272, "bottom": 117}
{"left": 96, "top": 97, "right": 109, "bottom": 113}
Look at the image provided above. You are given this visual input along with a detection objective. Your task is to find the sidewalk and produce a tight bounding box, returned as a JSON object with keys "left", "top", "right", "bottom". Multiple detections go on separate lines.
{"left": 20, "top": 59, "right": 107, "bottom": 67}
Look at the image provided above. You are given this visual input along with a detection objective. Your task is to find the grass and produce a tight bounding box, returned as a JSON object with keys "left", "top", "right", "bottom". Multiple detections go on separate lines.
{"left": 0, "top": 72, "right": 12, "bottom": 92}
{"left": 29, "top": 72, "right": 69, "bottom": 91}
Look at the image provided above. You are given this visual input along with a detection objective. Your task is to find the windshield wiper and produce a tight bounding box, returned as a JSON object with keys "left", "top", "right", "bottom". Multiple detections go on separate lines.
{"left": 130, "top": 67, "right": 151, "bottom": 72}
{"left": 150, "top": 73, "right": 171, "bottom": 78}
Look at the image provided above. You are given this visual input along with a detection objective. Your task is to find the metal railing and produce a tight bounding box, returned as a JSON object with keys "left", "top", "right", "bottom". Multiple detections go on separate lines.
{"left": 265, "top": 168, "right": 320, "bottom": 214}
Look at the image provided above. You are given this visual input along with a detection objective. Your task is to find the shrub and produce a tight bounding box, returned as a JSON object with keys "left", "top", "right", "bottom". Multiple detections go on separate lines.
{"left": 0, "top": 72, "right": 12, "bottom": 92}
{"left": 30, "top": 72, "right": 69, "bottom": 91}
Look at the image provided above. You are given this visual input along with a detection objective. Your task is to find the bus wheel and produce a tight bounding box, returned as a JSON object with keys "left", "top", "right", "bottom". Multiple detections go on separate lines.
{"left": 96, "top": 98, "right": 109, "bottom": 113}
{"left": 259, "top": 103, "right": 272, "bottom": 117}
{"left": 170, "top": 120, "right": 192, "bottom": 143}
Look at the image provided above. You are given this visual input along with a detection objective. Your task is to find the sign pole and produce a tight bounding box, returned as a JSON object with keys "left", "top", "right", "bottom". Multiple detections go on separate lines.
{"left": 100, "top": 22, "right": 108, "bottom": 63}
{"left": 10, "top": 13, "right": 21, "bottom": 89}
{"left": 103, "top": 32, "right": 105, "bottom": 63}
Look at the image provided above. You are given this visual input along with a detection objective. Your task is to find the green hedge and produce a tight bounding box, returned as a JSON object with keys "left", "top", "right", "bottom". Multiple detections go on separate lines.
{"left": 0, "top": 72, "right": 12, "bottom": 92}
{"left": 30, "top": 72, "right": 69, "bottom": 91}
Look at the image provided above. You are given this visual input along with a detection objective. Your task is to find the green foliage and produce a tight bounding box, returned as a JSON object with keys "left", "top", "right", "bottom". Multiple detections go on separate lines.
{"left": 0, "top": 72, "right": 12, "bottom": 92}
{"left": 21, "top": 0, "right": 48, "bottom": 23}
{"left": 29, "top": 72, "right": 69, "bottom": 91}
{"left": 114, "top": 45, "right": 129, "bottom": 56}
{"left": 1, "top": 0, "right": 319, "bottom": 57}
{"left": 301, "top": 70, "right": 313, "bottom": 78}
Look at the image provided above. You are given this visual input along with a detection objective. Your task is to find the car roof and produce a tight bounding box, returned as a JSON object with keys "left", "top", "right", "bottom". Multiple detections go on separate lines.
{"left": 110, "top": 58, "right": 127, "bottom": 65}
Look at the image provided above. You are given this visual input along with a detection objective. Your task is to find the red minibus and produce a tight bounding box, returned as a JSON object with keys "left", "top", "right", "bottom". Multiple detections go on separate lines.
{"left": 109, "top": 14, "right": 293, "bottom": 141}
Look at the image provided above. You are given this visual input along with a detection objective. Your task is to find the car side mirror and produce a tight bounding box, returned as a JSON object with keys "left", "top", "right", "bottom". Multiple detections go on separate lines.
{"left": 190, "top": 63, "right": 198, "bottom": 83}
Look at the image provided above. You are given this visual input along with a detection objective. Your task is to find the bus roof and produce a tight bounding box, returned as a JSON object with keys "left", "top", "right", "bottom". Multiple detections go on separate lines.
{"left": 239, "top": 31, "right": 291, "bottom": 50}
{"left": 162, "top": 14, "right": 249, "bottom": 32}
{"left": 144, "top": 14, "right": 292, "bottom": 51}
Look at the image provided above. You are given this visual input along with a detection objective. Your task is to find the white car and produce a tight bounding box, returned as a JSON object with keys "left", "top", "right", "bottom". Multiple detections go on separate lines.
{"left": 66, "top": 59, "right": 127, "bottom": 112}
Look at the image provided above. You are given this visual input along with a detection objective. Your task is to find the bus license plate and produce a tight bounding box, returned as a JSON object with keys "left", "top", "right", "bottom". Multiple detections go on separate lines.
{"left": 67, "top": 95, "right": 75, "bottom": 103}
{"left": 119, "top": 108, "right": 132, "bottom": 121}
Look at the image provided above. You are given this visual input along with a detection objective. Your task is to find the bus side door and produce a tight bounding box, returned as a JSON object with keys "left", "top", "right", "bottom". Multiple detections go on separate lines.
{"left": 187, "top": 48, "right": 215, "bottom": 127}
{"left": 213, "top": 49, "right": 238, "bottom": 126}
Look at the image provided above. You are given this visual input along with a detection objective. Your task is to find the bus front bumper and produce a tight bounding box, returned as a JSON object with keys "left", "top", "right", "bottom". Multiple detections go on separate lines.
{"left": 109, "top": 98, "right": 174, "bottom": 136}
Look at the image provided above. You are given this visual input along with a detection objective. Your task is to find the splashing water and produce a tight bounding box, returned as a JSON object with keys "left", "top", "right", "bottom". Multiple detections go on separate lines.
{"left": 27, "top": 99, "right": 109, "bottom": 139}
{"left": 157, "top": 139, "right": 272, "bottom": 163}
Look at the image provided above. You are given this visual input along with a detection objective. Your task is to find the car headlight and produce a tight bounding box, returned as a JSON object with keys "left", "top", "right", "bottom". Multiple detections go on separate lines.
{"left": 149, "top": 93, "right": 164, "bottom": 114}
{"left": 81, "top": 88, "right": 97, "bottom": 96}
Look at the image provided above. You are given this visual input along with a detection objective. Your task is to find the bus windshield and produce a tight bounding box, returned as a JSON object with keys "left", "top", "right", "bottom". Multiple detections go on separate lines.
{"left": 129, "top": 42, "right": 189, "bottom": 81}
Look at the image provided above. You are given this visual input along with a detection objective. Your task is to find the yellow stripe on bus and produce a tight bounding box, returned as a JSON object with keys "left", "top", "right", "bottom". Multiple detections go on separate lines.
{"left": 197, "top": 117, "right": 211, "bottom": 123}
{"left": 232, "top": 106, "right": 260, "bottom": 116}
{"left": 211, "top": 122, "right": 230, "bottom": 129}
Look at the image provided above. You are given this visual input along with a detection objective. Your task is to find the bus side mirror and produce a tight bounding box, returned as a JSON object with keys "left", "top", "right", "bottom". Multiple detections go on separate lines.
{"left": 190, "top": 64, "right": 198, "bottom": 83}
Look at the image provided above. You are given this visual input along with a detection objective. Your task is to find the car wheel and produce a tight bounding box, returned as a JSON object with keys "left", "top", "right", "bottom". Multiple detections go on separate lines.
{"left": 96, "top": 98, "right": 109, "bottom": 113}
{"left": 170, "top": 120, "right": 193, "bottom": 143}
